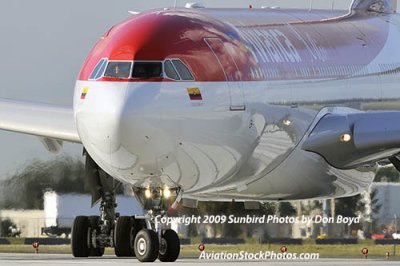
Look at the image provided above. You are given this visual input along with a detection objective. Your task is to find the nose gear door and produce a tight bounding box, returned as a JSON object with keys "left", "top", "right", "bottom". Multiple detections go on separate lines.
{"left": 204, "top": 38, "right": 245, "bottom": 111}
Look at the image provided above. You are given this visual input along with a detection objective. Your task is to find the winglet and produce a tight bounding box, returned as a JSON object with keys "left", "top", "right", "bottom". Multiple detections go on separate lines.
{"left": 350, "top": 0, "right": 396, "bottom": 13}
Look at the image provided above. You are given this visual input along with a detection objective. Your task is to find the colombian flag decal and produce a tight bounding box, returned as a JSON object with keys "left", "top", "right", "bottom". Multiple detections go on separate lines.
{"left": 81, "top": 87, "right": 89, "bottom": 100}
{"left": 187, "top": 87, "right": 202, "bottom": 101}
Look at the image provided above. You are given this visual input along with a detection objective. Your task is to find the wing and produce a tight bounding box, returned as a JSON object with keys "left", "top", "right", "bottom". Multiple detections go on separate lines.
{"left": 0, "top": 98, "right": 80, "bottom": 153}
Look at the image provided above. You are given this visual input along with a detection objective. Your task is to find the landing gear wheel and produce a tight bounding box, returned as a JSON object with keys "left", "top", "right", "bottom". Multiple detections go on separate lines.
{"left": 88, "top": 216, "right": 105, "bottom": 257}
{"left": 158, "top": 229, "right": 180, "bottom": 262}
{"left": 114, "top": 216, "right": 135, "bottom": 257}
{"left": 71, "top": 216, "right": 90, "bottom": 257}
{"left": 134, "top": 229, "right": 159, "bottom": 262}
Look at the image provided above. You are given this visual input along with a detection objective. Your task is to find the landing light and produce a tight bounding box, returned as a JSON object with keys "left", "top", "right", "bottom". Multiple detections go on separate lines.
{"left": 163, "top": 186, "right": 171, "bottom": 199}
{"left": 340, "top": 133, "right": 352, "bottom": 143}
{"left": 145, "top": 188, "right": 151, "bottom": 199}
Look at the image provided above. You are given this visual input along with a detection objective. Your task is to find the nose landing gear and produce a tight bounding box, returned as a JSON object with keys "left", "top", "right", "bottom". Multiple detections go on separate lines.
{"left": 71, "top": 155, "right": 182, "bottom": 262}
{"left": 70, "top": 177, "right": 182, "bottom": 262}
{"left": 132, "top": 184, "right": 182, "bottom": 262}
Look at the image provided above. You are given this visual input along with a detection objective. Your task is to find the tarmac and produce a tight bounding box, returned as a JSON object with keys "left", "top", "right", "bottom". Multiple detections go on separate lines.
{"left": 0, "top": 254, "right": 399, "bottom": 266}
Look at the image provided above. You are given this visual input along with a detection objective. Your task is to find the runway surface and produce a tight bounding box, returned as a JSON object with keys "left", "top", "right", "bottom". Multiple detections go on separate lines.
{"left": 0, "top": 254, "right": 398, "bottom": 266}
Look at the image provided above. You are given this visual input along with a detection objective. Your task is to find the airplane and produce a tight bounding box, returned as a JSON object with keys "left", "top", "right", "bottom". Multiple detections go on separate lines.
{"left": 1, "top": 0, "right": 400, "bottom": 262}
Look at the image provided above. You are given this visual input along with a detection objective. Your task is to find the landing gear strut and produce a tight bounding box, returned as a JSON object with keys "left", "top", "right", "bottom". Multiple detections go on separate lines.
{"left": 72, "top": 155, "right": 126, "bottom": 258}
{"left": 88, "top": 216, "right": 105, "bottom": 257}
{"left": 71, "top": 191, "right": 118, "bottom": 257}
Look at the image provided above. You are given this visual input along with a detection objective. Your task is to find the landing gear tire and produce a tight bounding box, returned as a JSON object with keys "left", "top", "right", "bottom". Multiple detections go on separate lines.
{"left": 71, "top": 216, "right": 90, "bottom": 257}
{"left": 88, "top": 216, "right": 105, "bottom": 257}
{"left": 114, "top": 216, "right": 135, "bottom": 257}
{"left": 158, "top": 229, "right": 180, "bottom": 262}
{"left": 134, "top": 229, "right": 159, "bottom": 262}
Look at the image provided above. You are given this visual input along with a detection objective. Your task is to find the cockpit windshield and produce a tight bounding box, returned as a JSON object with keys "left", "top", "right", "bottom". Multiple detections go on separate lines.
{"left": 164, "top": 59, "right": 194, "bottom": 81}
{"left": 104, "top": 61, "right": 132, "bottom": 79}
{"left": 132, "top": 62, "right": 163, "bottom": 79}
{"left": 89, "top": 58, "right": 194, "bottom": 81}
{"left": 172, "top": 60, "right": 194, "bottom": 80}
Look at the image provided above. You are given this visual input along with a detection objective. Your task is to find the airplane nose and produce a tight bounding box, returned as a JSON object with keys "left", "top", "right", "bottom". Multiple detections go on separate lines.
{"left": 109, "top": 85, "right": 171, "bottom": 176}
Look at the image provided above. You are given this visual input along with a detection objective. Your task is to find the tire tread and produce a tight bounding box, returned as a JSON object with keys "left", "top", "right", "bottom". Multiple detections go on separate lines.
{"left": 71, "top": 216, "right": 90, "bottom": 257}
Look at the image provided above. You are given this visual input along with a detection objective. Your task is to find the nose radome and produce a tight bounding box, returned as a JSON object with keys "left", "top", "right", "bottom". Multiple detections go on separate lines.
{"left": 109, "top": 93, "right": 173, "bottom": 176}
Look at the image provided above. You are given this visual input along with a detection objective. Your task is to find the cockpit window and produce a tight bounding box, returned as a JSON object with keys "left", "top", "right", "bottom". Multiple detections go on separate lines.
{"left": 104, "top": 61, "right": 132, "bottom": 79}
{"left": 89, "top": 58, "right": 107, "bottom": 80}
{"left": 132, "top": 62, "right": 163, "bottom": 79}
{"left": 172, "top": 60, "right": 194, "bottom": 80}
{"left": 164, "top": 60, "right": 180, "bottom": 80}
{"left": 89, "top": 58, "right": 194, "bottom": 81}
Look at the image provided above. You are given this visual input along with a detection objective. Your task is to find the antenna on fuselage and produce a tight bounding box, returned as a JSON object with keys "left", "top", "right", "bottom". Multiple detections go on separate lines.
{"left": 331, "top": 1, "right": 335, "bottom": 11}
{"left": 174, "top": 0, "right": 178, "bottom": 9}
{"left": 309, "top": 0, "right": 313, "bottom": 11}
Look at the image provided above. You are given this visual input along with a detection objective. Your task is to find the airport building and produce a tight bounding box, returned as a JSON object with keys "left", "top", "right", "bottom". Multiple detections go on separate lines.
{"left": 0, "top": 210, "right": 45, "bottom": 237}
